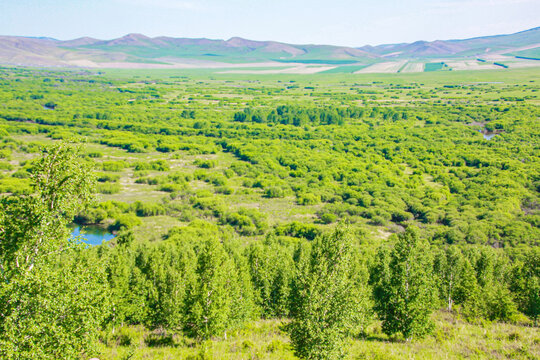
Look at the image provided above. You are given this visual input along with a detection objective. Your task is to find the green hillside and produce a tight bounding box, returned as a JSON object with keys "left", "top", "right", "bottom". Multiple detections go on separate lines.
{"left": 507, "top": 47, "right": 540, "bottom": 60}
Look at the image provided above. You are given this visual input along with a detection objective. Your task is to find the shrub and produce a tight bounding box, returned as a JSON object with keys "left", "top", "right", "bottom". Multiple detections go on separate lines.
{"left": 97, "top": 183, "right": 121, "bottom": 194}
{"left": 274, "top": 222, "right": 321, "bottom": 241}
{"left": 96, "top": 173, "right": 120, "bottom": 183}
{"left": 264, "top": 186, "right": 286, "bottom": 198}
{"left": 133, "top": 160, "right": 170, "bottom": 172}
{"left": 320, "top": 213, "right": 337, "bottom": 224}
{"left": 109, "top": 213, "right": 142, "bottom": 231}
{"left": 0, "top": 178, "right": 32, "bottom": 194}
{"left": 194, "top": 159, "right": 216, "bottom": 169}
{"left": 215, "top": 186, "right": 234, "bottom": 195}
{"left": 296, "top": 193, "right": 320, "bottom": 206}
{"left": 0, "top": 161, "right": 13, "bottom": 171}
{"left": 158, "top": 183, "right": 185, "bottom": 193}
{"left": 132, "top": 202, "right": 167, "bottom": 217}
{"left": 221, "top": 208, "right": 268, "bottom": 236}
{"left": 11, "top": 169, "right": 30, "bottom": 179}
{"left": 86, "top": 151, "right": 103, "bottom": 158}
{"left": 101, "top": 161, "right": 126, "bottom": 172}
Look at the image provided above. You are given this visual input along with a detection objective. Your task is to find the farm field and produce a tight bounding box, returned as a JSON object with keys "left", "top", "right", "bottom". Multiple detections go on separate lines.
{"left": 400, "top": 62, "right": 425, "bottom": 73}
{"left": 0, "top": 65, "right": 539, "bottom": 359}
{"left": 355, "top": 61, "right": 407, "bottom": 73}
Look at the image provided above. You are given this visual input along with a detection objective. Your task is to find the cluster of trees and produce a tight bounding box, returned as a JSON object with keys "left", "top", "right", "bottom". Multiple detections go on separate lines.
{"left": 233, "top": 105, "right": 346, "bottom": 126}
{"left": 1, "top": 144, "right": 538, "bottom": 359}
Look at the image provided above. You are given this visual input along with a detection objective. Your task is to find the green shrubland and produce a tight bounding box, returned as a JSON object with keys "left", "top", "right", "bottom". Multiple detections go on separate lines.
{"left": 0, "top": 67, "right": 539, "bottom": 359}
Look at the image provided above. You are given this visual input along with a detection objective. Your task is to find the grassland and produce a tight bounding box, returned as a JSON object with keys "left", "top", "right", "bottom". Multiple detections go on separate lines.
{"left": 0, "top": 66, "right": 539, "bottom": 359}
{"left": 1, "top": 67, "right": 539, "bottom": 246}
{"left": 99, "top": 312, "right": 540, "bottom": 360}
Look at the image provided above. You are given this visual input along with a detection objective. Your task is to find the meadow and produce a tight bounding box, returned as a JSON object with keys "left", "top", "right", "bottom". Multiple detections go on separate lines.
{"left": 1, "top": 66, "right": 538, "bottom": 246}
{"left": 0, "top": 65, "right": 538, "bottom": 359}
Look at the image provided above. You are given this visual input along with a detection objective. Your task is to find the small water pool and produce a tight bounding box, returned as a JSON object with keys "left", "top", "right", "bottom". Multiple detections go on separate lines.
{"left": 483, "top": 133, "right": 497, "bottom": 140}
{"left": 70, "top": 225, "right": 115, "bottom": 246}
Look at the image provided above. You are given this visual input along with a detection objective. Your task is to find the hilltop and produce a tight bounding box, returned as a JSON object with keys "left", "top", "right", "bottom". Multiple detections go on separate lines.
{"left": 0, "top": 26, "right": 539, "bottom": 72}
{"left": 359, "top": 26, "right": 540, "bottom": 58}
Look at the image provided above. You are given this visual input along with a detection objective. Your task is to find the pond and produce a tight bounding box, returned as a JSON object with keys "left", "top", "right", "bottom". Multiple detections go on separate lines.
{"left": 70, "top": 225, "right": 115, "bottom": 246}
{"left": 483, "top": 133, "right": 497, "bottom": 140}
{"left": 477, "top": 129, "right": 498, "bottom": 140}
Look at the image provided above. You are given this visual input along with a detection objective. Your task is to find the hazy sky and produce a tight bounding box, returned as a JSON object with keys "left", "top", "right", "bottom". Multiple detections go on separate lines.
{"left": 1, "top": 0, "right": 538, "bottom": 46}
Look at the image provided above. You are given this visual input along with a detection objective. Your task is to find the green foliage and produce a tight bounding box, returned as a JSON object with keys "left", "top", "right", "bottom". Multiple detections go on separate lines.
{"left": 97, "top": 172, "right": 120, "bottom": 182}
{"left": 194, "top": 159, "right": 216, "bottom": 169}
{"left": 320, "top": 213, "right": 337, "bottom": 224}
{"left": 0, "top": 250, "right": 109, "bottom": 360}
{"left": 141, "top": 241, "right": 197, "bottom": 330}
{"left": 372, "top": 228, "right": 436, "bottom": 340}
{"left": 508, "top": 248, "right": 540, "bottom": 323}
{"left": 459, "top": 247, "right": 520, "bottom": 322}
{"left": 98, "top": 182, "right": 122, "bottom": 194}
{"left": 274, "top": 222, "right": 321, "bottom": 241}
{"left": 289, "top": 228, "right": 367, "bottom": 359}
{"left": 0, "top": 67, "right": 538, "bottom": 358}
{"left": 296, "top": 192, "right": 321, "bottom": 206}
{"left": 101, "top": 160, "right": 127, "bottom": 172}
{"left": 110, "top": 213, "right": 142, "bottom": 231}
{"left": 221, "top": 208, "right": 268, "bottom": 235}
{"left": 264, "top": 185, "right": 286, "bottom": 198}
{"left": 246, "top": 237, "right": 295, "bottom": 318}
{"left": 185, "top": 238, "right": 238, "bottom": 340}
{"left": 0, "top": 143, "right": 108, "bottom": 359}
{"left": 133, "top": 201, "right": 167, "bottom": 217}
{"left": 0, "top": 177, "right": 32, "bottom": 194}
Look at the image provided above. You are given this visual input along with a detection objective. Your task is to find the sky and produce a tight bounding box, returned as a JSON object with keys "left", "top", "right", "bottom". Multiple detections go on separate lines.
{"left": 0, "top": 0, "right": 539, "bottom": 46}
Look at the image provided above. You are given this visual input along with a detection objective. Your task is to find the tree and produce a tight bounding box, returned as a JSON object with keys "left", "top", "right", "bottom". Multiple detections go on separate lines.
{"left": 0, "top": 142, "right": 95, "bottom": 277}
{"left": 246, "top": 237, "right": 294, "bottom": 318}
{"left": 433, "top": 247, "right": 465, "bottom": 311}
{"left": 185, "top": 237, "right": 237, "bottom": 340}
{"left": 453, "top": 257, "right": 478, "bottom": 307}
{"left": 508, "top": 248, "right": 539, "bottom": 323}
{"left": 226, "top": 242, "right": 257, "bottom": 327}
{"left": 144, "top": 241, "right": 196, "bottom": 330}
{"left": 372, "top": 227, "right": 435, "bottom": 340}
{"left": 461, "top": 246, "right": 519, "bottom": 322}
{"left": 289, "top": 228, "right": 366, "bottom": 360}
{"left": 0, "top": 143, "right": 109, "bottom": 359}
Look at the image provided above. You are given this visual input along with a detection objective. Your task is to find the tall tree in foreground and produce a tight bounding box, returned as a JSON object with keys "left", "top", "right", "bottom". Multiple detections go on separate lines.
{"left": 433, "top": 246, "right": 466, "bottom": 311}
{"left": 509, "top": 248, "right": 539, "bottom": 324}
{"left": 289, "top": 228, "right": 366, "bottom": 360}
{"left": 185, "top": 237, "right": 237, "bottom": 340}
{"left": 372, "top": 227, "right": 435, "bottom": 341}
{"left": 0, "top": 143, "right": 109, "bottom": 359}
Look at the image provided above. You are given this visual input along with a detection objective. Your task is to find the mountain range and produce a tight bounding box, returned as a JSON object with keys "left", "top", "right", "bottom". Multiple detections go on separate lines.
{"left": 0, "top": 26, "right": 539, "bottom": 69}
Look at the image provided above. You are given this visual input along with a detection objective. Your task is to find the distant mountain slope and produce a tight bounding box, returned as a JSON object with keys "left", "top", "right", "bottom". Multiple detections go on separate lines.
{"left": 71, "top": 34, "right": 378, "bottom": 63}
{"left": 360, "top": 26, "right": 540, "bottom": 58}
{"left": 0, "top": 26, "right": 539, "bottom": 68}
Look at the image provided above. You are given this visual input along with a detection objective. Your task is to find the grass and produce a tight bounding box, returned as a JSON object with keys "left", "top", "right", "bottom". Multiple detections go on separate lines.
{"left": 97, "top": 312, "right": 540, "bottom": 359}
{"left": 320, "top": 65, "right": 368, "bottom": 74}
{"left": 424, "top": 62, "right": 446, "bottom": 72}
{"left": 273, "top": 59, "right": 361, "bottom": 65}
{"left": 506, "top": 47, "right": 540, "bottom": 60}
{"left": 133, "top": 215, "right": 184, "bottom": 242}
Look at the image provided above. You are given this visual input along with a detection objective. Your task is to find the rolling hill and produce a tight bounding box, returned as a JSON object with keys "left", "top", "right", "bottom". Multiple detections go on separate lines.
{"left": 0, "top": 33, "right": 379, "bottom": 68}
{"left": 359, "top": 26, "right": 540, "bottom": 58}
{"left": 0, "top": 27, "right": 539, "bottom": 69}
